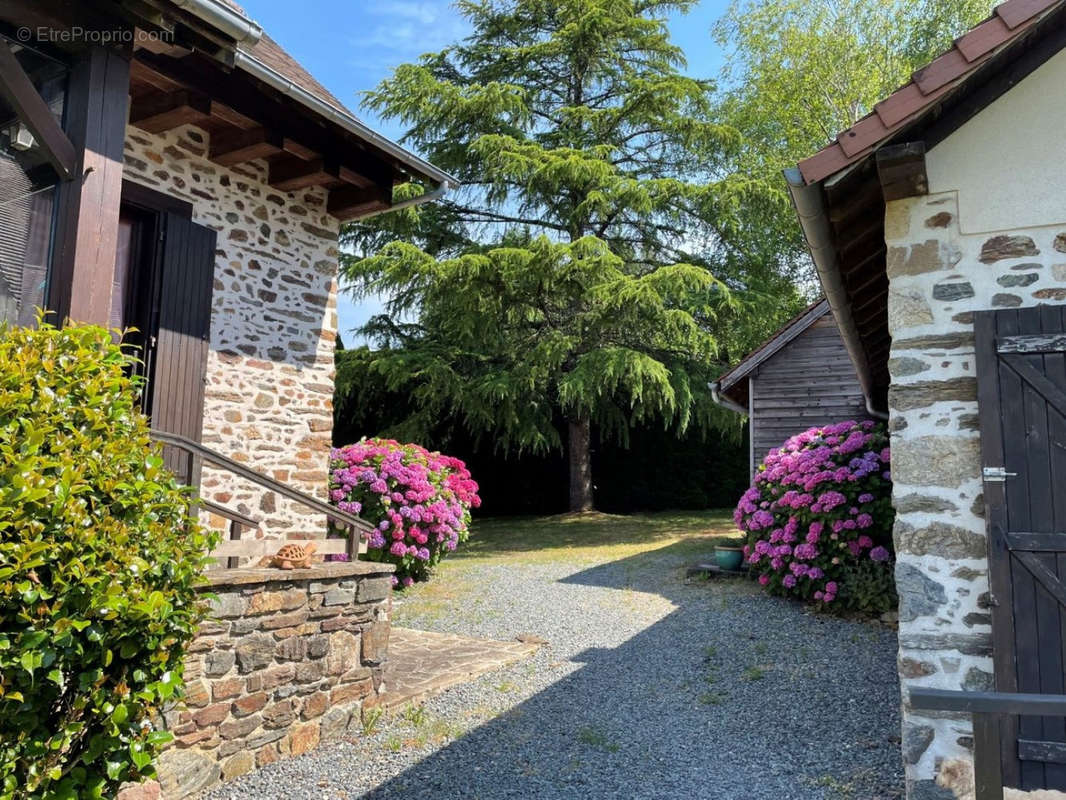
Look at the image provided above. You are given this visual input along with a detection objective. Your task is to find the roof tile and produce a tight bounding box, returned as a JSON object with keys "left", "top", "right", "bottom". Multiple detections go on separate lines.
{"left": 912, "top": 46, "right": 971, "bottom": 94}
{"left": 796, "top": 0, "right": 1065, "bottom": 185}
{"left": 955, "top": 15, "right": 1012, "bottom": 62}
{"left": 836, "top": 113, "right": 890, "bottom": 158}
{"left": 997, "top": 0, "right": 1059, "bottom": 28}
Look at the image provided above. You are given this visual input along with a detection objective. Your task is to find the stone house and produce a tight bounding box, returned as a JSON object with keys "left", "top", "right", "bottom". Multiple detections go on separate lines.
{"left": 0, "top": 0, "right": 452, "bottom": 793}
{"left": 712, "top": 297, "right": 873, "bottom": 476}
{"left": 0, "top": 0, "right": 453, "bottom": 538}
{"left": 785, "top": 0, "right": 1066, "bottom": 796}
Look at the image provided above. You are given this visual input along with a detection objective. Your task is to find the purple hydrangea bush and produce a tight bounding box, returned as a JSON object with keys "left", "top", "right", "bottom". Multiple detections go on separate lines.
{"left": 329, "top": 438, "right": 481, "bottom": 586}
{"left": 734, "top": 420, "right": 897, "bottom": 613}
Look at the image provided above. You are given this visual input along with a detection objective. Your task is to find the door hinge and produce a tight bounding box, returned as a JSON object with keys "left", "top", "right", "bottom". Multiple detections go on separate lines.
{"left": 983, "top": 466, "right": 1018, "bottom": 482}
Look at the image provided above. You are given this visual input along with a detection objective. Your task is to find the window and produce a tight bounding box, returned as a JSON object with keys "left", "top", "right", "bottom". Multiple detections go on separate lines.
{"left": 0, "top": 35, "right": 67, "bottom": 327}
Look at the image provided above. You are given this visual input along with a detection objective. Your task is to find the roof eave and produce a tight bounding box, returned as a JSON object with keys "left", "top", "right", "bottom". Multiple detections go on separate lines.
{"left": 232, "top": 49, "right": 459, "bottom": 193}
{"left": 783, "top": 168, "right": 884, "bottom": 416}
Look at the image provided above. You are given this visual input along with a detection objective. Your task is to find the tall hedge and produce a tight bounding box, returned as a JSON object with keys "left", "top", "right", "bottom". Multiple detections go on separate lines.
{"left": 0, "top": 321, "right": 217, "bottom": 798}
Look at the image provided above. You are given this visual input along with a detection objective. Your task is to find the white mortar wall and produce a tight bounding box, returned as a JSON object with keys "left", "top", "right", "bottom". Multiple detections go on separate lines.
{"left": 926, "top": 47, "right": 1066, "bottom": 234}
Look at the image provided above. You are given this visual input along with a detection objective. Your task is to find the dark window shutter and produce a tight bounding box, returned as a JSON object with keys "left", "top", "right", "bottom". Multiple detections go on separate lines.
{"left": 151, "top": 212, "right": 216, "bottom": 480}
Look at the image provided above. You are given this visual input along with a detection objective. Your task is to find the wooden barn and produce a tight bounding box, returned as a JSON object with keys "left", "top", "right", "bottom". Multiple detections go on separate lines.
{"left": 712, "top": 298, "right": 873, "bottom": 475}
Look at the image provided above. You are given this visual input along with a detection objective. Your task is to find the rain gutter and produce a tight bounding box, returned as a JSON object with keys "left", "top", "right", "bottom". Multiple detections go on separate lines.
{"left": 783, "top": 167, "right": 889, "bottom": 420}
{"left": 169, "top": 0, "right": 263, "bottom": 45}
{"left": 710, "top": 381, "right": 749, "bottom": 416}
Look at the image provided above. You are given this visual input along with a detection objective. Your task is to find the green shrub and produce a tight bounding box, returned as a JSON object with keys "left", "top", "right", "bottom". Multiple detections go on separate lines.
{"left": 0, "top": 320, "right": 217, "bottom": 799}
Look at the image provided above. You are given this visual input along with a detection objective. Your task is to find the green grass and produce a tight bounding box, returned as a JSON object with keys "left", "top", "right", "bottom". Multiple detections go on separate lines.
{"left": 577, "top": 725, "right": 620, "bottom": 752}
{"left": 458, "top": 510, "right": 735, "bottom": 561}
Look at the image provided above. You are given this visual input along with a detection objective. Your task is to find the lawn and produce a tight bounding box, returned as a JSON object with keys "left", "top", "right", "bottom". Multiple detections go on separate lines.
{"left": 456, "top": 509, "right": 736, "bottom": 561}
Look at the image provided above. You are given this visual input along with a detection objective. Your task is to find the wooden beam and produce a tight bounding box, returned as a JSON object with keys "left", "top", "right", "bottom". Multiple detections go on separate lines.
{"left": 0, "top": 40, "right": 77, "bottom": 180}
{"left": 49, "top": 46, "right": 130, "bottom": 326}
{"left": 129, "top": 89, "right": 212, "bottom": 133}
{"left": 269, "top": 156, "right": 340, "bottom": 191}
{"left": 209, "top": 102, "right": 259, "bottom": 130}
{"left": 133, "top": 51, "right": 400, "bottom": 180}
{"left": 876, "top": 142, "right": 928, "bottom": 201}
{"left": 210, "top": 127, "right": 284, "bottom": 166}
{"left": 327, "top": 184, "right": 391, "bottom": 220}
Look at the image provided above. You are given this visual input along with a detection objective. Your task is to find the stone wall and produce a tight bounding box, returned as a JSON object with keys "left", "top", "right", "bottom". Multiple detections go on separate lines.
{"left": 884, "top": 190, "right": 1066, "bottom": 798}
{"left": 152, "top": 562, "right": 393, "bottom": 798}
{"left": 122, "top": 124, "right": 340, "bottom": 541}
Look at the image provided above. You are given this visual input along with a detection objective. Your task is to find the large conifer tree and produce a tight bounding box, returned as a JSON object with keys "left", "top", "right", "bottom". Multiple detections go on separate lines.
{"left": 342, "top": 0, "right": 800, "bottom": 511}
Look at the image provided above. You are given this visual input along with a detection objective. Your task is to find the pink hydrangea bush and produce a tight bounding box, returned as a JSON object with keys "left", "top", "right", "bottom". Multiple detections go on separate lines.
{"left": 734, "top": 420, "right": 896, "bottom": 613}
{"left": 329, "top": 438, "right": 481, "bottom": 586}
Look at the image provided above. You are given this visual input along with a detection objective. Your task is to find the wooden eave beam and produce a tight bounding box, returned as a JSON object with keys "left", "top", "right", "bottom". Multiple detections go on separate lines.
{"left": 0, "top": 41, "right": 77, "bottom": 180}
{"left": 269, "top": 156, "right": 340, "bottom": 191}
{"left": 876, "top": 142, "right": 928, "bottom": 201}
{"left": 327, "top": 184, "right": 391, "bottom": 220}
{"left": 130, "top": 89, "right": 212, "bottom": 133}
{"left": 209, "top": 126, "right": 284, "bottom": 166}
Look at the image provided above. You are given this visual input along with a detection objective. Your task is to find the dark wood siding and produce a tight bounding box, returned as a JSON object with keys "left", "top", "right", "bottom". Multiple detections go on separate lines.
{"left": 150, "top": 212, "right": 216, "bottom": 480}
{"left": 749, "top": 314, "right": 869, "bottom": 472}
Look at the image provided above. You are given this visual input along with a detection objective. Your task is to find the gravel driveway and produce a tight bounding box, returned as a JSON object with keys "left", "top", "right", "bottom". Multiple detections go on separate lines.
{"left": 203, "top": 530, "right": 903, "bottom": 800}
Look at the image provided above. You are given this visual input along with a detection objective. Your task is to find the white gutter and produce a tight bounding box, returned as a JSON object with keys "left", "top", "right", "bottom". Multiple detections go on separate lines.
{"left": 232, "top": 49, "right": 459, "bottom": 194}
{"left": 710, "top": 381, "right": 749, "bottom": 416}
{"left": 783, "top": 167, "right": 888, "bottom": 420}
{"left": 169, "top": 0, "right": 263, "bottom": 45}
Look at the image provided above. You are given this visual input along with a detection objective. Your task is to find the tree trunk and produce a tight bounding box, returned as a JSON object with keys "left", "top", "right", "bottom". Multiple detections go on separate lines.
{"left": 567, "top": 417, "right": 594, "bottom": 512}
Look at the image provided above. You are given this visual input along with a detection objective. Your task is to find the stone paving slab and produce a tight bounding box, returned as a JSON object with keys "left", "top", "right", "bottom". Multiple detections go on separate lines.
{"left": 377, "top": 627, "right": 541, "bottom": 711}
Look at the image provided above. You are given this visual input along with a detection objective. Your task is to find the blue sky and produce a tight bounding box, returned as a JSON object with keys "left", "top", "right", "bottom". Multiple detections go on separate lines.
{"left": 239, "top": 0, "right": 733, "bottom": 341}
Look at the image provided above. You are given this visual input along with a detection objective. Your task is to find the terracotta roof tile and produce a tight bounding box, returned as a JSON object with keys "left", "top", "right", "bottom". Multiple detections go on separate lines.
{"left": 954, "top": 15, "right": 1012, "bottom": 62}
{"left": 214, "top": 0, "right": 352, "bottom": 114}
{"left": 998, "top": 0, "right": 1056, "bottom": 28}
{"left": 911, "top": 46, "right": 972, "bottom": 94}
{"left": 796, "top": 0, "right": 1064, "bottom": 185}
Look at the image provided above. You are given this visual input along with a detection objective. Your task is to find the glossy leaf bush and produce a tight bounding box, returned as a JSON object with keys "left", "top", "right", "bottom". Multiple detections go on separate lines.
{"left": 0, "top": 321, "right": 217, "bottom": 798}
{"left": 735, "top": 420, "right": 897, "bottom": 613}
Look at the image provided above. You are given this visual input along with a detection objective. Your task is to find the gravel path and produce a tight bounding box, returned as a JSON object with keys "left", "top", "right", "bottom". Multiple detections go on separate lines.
{"left": 203, "top": 539, "right": 903, "bottom": 800}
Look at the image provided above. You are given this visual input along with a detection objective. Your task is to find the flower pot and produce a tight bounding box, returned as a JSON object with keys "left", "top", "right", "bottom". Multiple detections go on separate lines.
{"left": 714, "top": 546, "right": 744, "bottom": 571}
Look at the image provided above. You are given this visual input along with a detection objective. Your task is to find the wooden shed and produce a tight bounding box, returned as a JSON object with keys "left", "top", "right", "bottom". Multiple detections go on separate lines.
{"left": 712, "top": 299, "right": 871, "bottom": 475}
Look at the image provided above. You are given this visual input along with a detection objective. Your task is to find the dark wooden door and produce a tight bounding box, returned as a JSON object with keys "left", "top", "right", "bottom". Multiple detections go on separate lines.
{"left": 976, "top": 306, "right": 1066, "bottom": 791}
{"left": 150, "top": 212, "right": 216, "bottom": 480}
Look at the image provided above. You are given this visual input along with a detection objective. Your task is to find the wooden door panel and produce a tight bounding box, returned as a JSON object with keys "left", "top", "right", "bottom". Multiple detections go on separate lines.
{"left": 977, "top": 306, "right": 1066, "bottom": 791}
{"left": 150, "top": 212, "right": 216, "bottom": 482}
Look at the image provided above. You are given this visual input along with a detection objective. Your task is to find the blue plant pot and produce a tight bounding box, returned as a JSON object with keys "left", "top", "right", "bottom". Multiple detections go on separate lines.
{"left": 714, "top": 547, "right": 744, "bottom": 571}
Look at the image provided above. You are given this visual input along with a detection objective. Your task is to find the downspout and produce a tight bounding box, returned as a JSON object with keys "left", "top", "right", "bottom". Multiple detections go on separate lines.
{"left": 710, "top": 381, "right": 749, "bottom": 416}
{"left": 169, "top": 0, "right": 264, "bottom": 45}
{"left": 783, "top": 167, "right": 889, "bottom": 421}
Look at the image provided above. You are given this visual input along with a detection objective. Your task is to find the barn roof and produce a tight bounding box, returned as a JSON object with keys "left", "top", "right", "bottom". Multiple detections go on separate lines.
{"left": 785, "top": 0, "right": 1066, "bottom": 413}
{"left": 712, "top": 298, "right": 830, "bottom": 412}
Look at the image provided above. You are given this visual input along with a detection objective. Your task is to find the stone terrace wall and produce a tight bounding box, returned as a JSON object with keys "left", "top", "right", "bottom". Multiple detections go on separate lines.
{"left": 884, "top": 190, "right": 1066, "bottom": 799}
{"left": 154, "top": 563, "right": 393, "bottom": 799}
{"left": 122, "top": 124, "right": 340, "bottom": 541}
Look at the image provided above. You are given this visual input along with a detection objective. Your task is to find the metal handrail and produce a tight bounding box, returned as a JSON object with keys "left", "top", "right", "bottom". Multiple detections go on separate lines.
{"left": 910, "top": 687, "right": 1066, "bottom": 800}
{"left": 150, "top": 429, "right": 373, "bottom": 534}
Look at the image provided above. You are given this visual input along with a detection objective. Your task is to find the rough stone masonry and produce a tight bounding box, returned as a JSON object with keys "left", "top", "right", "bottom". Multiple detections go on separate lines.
{"left": 884, "top": 190, "right": 1066, "bottom": 799}
{"left": 139, "top": 562, "right": 394, "bottom": 799}
{"left": 122, "top": 123, "right": 341, "bottom": 542}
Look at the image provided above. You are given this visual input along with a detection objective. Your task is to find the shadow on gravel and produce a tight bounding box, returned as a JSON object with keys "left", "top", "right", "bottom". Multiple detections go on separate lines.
{"left": 358, "top": 541, "right": 904, "bottom": 800}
